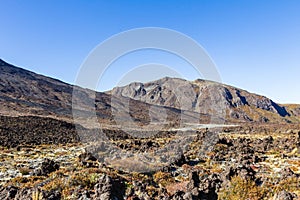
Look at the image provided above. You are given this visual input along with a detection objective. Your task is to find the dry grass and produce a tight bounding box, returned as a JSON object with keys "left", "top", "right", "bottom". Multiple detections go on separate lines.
{"left": 42, "top": 168, "right": 103, "bottom": 199}
{"left": 153, "top": 171, "right": 175, "bottom": 187}
{"left": 218, "top": 176, "right": 300, "bottom": 200}
{"left": 218, "top": 176, "right": 269, "bottom": 200}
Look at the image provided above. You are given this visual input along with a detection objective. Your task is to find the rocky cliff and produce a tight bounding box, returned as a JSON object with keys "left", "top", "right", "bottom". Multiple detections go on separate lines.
{"left": 110, "top": 77, "right": 297, "bottom": 123}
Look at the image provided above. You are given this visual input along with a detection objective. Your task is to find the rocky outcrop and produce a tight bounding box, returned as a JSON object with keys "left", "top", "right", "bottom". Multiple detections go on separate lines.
{"left": 0, "top": 187, "right": 60, "bottom": 200}
{"left": 0, "top": 186, "right": 18, "bottom": 200}
{"left": 32, "top": 158, "right": 60, "bottom": 176}
{"left": 110, "top": 77, "right": 293, "bottom": 123}
{"left": 78, "top": 152, "right": 98, "bottom": 167}
{"left": 92, "top": 174, "right": 125, "bottom": 200}
{"left": 224, "top": 164, "right": 256, "bottom": 181}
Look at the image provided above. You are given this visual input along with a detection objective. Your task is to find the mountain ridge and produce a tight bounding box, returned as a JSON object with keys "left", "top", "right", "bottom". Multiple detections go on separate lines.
{"left": 0, "top": 59, "right": 207, "bottom": 129}
{"left": 109, "top": 75, "right": 299, "bottom": 123}
{"left": 1, "top": 59, "right": 299, "bottom": 126}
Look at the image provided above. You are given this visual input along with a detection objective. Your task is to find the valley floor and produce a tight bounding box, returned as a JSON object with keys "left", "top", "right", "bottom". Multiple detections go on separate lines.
{"left": 0, "top": 124, "right": 300, "bottom": 200}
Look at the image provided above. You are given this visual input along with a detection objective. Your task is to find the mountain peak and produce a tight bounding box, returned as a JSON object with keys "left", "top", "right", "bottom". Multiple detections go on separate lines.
{"left": 110, "top": 76, "right": 296, "bottom": 123}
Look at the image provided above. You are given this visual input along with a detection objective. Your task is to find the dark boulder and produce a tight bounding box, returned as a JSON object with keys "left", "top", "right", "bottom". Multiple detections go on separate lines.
{"left": 92, "top": 174, "right": 125, "bottom": 200}
{"left": 78, "top": 152, "right": 98, "bottom": 167}
{"left": 32, "top": 158, "right": 59, "bottom": 176}
{"left": 0, "top": 185, "right": 18, "bottom": 200}
{"left": 224, "top": 164, "right": 256, "bottom": 181}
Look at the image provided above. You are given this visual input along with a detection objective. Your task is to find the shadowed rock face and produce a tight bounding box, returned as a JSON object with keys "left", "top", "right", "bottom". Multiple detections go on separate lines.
{"left": 110, "top": 77, "right": 294, "bottom": 123}
{"left": 0, "top": 59, "right": 77, "bottom": 120}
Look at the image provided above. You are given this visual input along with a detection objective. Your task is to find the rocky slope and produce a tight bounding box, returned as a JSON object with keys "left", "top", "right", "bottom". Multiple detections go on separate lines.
{"left": 110, "top": 77, "right": 298, "bottom": 123}
{"left": 1, "top": 59, "right": 298, "bottom": 126}
{"left": 0, "top": 59, "right": 205, "bottom": 129}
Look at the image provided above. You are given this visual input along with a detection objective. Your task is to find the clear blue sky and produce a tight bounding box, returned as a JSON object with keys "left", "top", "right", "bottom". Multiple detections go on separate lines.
{"left": 1, "top": 0, "right": 299, "bottom": 103}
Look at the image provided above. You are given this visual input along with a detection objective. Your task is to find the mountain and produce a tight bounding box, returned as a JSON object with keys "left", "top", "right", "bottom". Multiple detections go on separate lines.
{"left": 109, "top": 77, "right": 300, "bottom": 123}
{"left": 1, "top": 59, "right": 299, "bottom": 128}
{"left": 0, "top": 59, "right": 204, "bottom": 130}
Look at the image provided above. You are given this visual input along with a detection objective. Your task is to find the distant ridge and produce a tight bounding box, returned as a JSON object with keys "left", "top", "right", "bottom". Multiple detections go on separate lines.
{"left": 0, "top": 59, "right": 299, "bottom": 126}
{"left": 109, "top": 76, "right": 300, "bottom": 123}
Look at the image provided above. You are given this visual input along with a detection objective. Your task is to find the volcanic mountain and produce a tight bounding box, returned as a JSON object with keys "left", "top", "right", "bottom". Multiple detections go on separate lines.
{"left": 0, "top": 59, "right": 204, "bottom": 130}
{"left": 1, "top": 58, "right": 299, "bottom": 128}
{"left": 110, "top": 78, "right": 300, "bottom": 124}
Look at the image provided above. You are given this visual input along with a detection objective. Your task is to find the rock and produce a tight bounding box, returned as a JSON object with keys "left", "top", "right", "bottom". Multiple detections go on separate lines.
{"left": 170, "top": 191, "right": 185, "bottom": 200}
{"left": 0, "top": 185, "right": 18, "bottom": 200}
{"left": 78, "top": 152, "right": 98, "bottom": 167}
{"left": 77, "top": 190, "right": 91, "bottom": 200}
{"left": 198, "top": 173, "right": 221, "bottom": 200}
{"left": 265, "top": 136, "right": 274, "bottom": 143}
{"left": 187, "top": 171, "right": 200, "bottom": 190}
{"left": 173, "top": 154, "right": 187, "bottom": 166}
{"left": 32, "top": 158, "right": 59, "bottom": 176}
{"left": 79, "top": 152, "right": 97, "bottom": 162}
{"left": 218, "top": 138, "right": 233, "bottom": 146}
{"left": 139, "top": 141, "right": 159, "bottom": 152}
{"left": 0, "top": 186, "right": 61, "bottom": 200}
{"left": 224, "top": 164, "right": 256, "bottom": 181}
{"left": 13, "top": 188, "right": 33, "bottom": 200}
{"left": 273, "top": 190, "right": 297, "bottom": 200}
{"left": 92, "top": 174, "right": 125, "bottom": 200}
{"left": 42, "top": 190, "right": 61, "bottom": 200}
{"left": 127, "top": 195, "right": 141, "bottom": 200}
{"left": 93, "top": 174, "right": 112, "bottom": 199}
{"left": 297, "top": 131, "right": 300, "bottom": 153}
{"left": 183, "top": 192, "right": 193, "bottom": 200}
{"left": 260, "top": 116, "right": 269, "bottom": 122}
{"left": 279, "top": 167, "right": 298, "bottom": 181}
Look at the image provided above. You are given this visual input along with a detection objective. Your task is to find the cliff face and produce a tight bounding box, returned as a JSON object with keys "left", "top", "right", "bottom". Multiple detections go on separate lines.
{"left": 110, "top": 77, "right": 295, "bottom": 123}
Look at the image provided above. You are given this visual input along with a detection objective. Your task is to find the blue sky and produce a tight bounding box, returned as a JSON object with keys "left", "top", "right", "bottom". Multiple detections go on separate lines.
{"left": 1, "top": 0, "right": 299, "bottom": 103}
